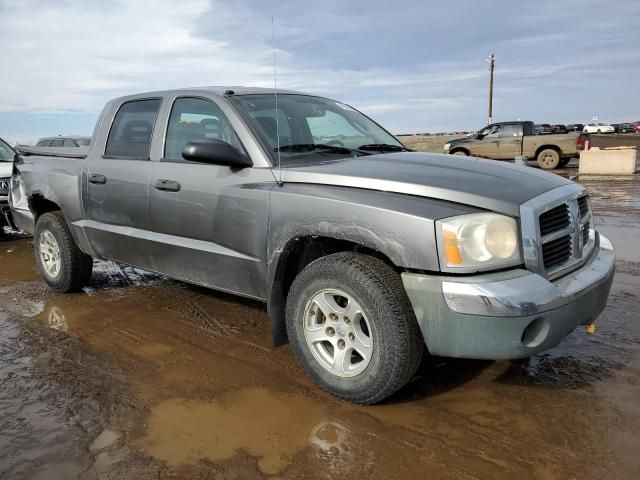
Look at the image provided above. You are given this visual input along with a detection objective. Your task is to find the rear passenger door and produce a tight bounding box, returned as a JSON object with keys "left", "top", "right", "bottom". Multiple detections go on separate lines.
{"left": 147, "top": 96, "right": 272, "bottom": 298}
{"left": 84, "top": 98, "right": 161, "bottom": 267}
{"left": 496, "top": 123, "right": 522, "bottom": 160}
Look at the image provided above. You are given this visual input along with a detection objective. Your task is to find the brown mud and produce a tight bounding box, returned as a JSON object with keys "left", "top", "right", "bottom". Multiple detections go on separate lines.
{"left": 0, "top": 173, "right": 639, "bottom": 479}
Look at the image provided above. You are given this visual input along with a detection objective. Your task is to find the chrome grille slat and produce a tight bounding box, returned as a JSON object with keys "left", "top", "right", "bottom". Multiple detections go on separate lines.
{"left": 539, "top": 203, "right": 570, "bottom": 235}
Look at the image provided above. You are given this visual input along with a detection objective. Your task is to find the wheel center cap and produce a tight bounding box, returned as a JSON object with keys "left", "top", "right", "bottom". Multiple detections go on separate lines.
{"left": 336, "top": 324, "right": 346, "bottom": 337}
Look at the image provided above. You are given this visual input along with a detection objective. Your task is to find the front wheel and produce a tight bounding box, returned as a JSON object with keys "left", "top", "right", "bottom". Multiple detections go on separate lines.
{"left": 537, "top": 148, "right": 561, "bottom": 169}
{"left": 286, "top": 252, "right": 424, "bottom": 404}
{"left": 34, "top": 211, "right": 93, "bottom": 292}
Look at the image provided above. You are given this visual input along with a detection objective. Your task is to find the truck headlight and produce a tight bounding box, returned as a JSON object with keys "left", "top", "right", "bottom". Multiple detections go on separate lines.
{"left": 436, "top": 213, "right": 521, "bottom": 271}
{"left": 444, "top": 143, "right": 451, "bottom": 151}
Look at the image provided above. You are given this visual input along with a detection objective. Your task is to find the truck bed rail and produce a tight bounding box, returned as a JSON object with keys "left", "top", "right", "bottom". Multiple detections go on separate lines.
{"left": 14, "top": 146, "right": 88, "bottom": 159}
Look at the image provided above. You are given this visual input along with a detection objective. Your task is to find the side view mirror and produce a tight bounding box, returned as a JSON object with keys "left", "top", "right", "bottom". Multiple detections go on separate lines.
{"left": 182, "top": 139, "right": 252, "bottom": 168}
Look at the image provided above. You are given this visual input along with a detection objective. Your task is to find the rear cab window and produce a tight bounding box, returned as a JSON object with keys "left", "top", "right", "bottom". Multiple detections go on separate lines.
{"left": 105, "top": 98, "right": 162, "bottom": 159}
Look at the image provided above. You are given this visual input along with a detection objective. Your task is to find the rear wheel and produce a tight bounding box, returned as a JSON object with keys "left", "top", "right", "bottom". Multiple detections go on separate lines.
{"left": 537, "top": 148, "right": 560, "bottom": 169}
{"left": 34, "top": 211, "right": 93, "bottom": 292}
{"left": 286, "top": 252, "right": 424, "bottom": 404}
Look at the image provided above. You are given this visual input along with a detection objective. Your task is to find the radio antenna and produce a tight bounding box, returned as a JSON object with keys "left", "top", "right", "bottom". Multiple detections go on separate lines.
{"left": 271, "top": 16, "right": 283, "bottom": 185}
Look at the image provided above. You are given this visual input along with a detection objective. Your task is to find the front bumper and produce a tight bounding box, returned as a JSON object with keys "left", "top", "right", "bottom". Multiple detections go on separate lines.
{"left": 402, "top": 234, "right": 615, "bottom": 359}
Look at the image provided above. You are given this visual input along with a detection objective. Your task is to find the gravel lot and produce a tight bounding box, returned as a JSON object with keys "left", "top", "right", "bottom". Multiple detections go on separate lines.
{"left": 1, "top": 168, "right": 639, "bottom": 479}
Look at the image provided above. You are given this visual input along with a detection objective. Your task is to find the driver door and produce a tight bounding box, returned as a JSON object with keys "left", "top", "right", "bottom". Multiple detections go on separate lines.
{"left": 146, "top": 96, "right": 272, "bottom": 298}
{"left": 470, "top": 124, "right": 501, "bottom": 158}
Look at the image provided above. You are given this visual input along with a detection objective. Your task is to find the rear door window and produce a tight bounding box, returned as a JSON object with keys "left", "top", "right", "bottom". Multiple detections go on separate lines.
{"left": 63, "top": 139, "right": 76, "bottom": 147}
{"left": 105, "top": 99, "right": 161, "bottom": 159}
{"left": 501, "top": 124, "right": 520, "bottom": 137}
{"left": 50, "top": 139, "right": 64, "bottom": 147}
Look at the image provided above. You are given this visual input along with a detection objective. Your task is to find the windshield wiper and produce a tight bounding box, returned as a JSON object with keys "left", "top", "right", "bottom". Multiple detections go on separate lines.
{"left": 357, "top": 144, "right": 412, "bottom": 152}
{"left": 274, "top": 144, "right": 370, "bottom": 155}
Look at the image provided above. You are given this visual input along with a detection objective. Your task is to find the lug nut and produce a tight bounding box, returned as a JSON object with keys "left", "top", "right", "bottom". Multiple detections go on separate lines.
{"left": 337, "top": 339, "right": 345, "bottom": 349}
{"left": 329, "top": 313, "right": 338, "bottom": 321}
{"left": 348, "top": 333, "right": 355, "bottom": 342}
{"left": 326, "top": 327, "right": 335, "bottom": 337}
{"left": 344, "top": 317, "right": 351, "bottom": 325}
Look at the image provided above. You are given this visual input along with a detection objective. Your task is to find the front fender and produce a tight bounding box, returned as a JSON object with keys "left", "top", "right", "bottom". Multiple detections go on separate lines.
{"left": 264, "top": 183, "right": 482, "bottom": 342}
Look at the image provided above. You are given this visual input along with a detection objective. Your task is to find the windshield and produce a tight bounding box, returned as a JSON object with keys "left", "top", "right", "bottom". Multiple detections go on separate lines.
{"left": 0, "top": 138, "right": 14, "bottom": 162}
{"left": 230, "top": 94, "right": 403, "bottom": 163}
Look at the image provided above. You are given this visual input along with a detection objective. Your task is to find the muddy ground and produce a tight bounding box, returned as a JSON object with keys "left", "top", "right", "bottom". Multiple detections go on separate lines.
{"left": 1, "top": 172, "right": 639, "bottom": 479}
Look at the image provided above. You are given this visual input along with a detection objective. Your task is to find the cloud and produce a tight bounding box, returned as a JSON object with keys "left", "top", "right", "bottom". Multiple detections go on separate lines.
{"left": 0, "top": 0, "right": 639, "bottom": 142}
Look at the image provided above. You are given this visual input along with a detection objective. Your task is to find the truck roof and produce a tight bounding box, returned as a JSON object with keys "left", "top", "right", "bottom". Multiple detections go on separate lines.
{"left": 492, "top": 121, "right": 533, "bottom": 125}
{"left": 109, "top": 86, "right": 309, "bottom": 104}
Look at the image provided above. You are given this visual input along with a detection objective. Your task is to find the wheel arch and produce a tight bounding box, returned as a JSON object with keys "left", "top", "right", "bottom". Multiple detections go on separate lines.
{"left": 28, "top": 193, "right": 63, "bottom": 220}
{"left": 267, "top": 235, "right": 397, "bottom": 346}
{"left": 449, "top": 147, "right": 470, "bottom": 155}
{"left": 535, "top": 144, "right": 562, "bottom": 159}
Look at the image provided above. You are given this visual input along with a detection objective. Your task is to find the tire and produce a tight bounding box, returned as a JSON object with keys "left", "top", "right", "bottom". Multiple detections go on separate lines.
{"left": 451, "top": 149, "right": 468, "bottom": 156}
{"left": 537, "top": 148, "right": 560, "bottom": 169}
{"left": 597, "top": 129, "right": 601, "bottom": 134}
{"left": 286, "top": 252, "right": 424, "bottom": 404}
{"left": 34, "top": 211, "right": 93, "bottom": 292}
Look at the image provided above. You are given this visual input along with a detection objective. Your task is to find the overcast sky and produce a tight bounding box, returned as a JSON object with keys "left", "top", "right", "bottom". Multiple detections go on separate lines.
{"left": 1, "top": 0, "right": 639, "bottom": 143}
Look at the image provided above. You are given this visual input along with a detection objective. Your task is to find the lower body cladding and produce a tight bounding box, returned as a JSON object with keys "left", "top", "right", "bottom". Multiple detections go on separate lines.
{"left": 402, "top": 235, "right": 615, "bottom": 359}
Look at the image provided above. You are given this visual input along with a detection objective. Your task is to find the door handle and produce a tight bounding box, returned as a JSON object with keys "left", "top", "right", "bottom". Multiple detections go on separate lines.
{"left": 89, "top": 174, "right": 107, "bottom": 184}
{"left": 154, "top": 179, "right": 181, "bottom": 192}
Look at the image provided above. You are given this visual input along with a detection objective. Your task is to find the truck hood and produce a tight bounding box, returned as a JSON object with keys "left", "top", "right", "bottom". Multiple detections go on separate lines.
{"left": 281, "top": 152, "right": 573, "bottom": 216}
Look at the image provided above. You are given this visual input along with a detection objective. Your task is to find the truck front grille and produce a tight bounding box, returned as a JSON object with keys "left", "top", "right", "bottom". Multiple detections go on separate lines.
{"left": 522, "top": 189, "right": 595, "bottom": 280}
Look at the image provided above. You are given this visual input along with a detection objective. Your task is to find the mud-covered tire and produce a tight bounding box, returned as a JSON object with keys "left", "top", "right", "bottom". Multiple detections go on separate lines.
{"left": 286, "top": 252, "right": 424, "bottom": 404}
{"left": 34, "top": 211, "right": 93, "bottom": 292}
{"left": 537, "top": 148, "right": 561, "bottom": 169}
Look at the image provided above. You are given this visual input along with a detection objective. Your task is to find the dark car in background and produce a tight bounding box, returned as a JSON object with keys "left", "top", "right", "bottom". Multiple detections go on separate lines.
{"left": 36, "top": 135, "right": 91, "bottom": 147}
{"left": 535, "top": 124, "right": 553, "bottom": 135}
{"left": 566, "top": 124, "right": 584, "bottom": 132}
{"left": 551, "top": 124, "right": 568, "bottom": 134}
{"left": 612, "top": 123, "right": 635, "bottom": 134}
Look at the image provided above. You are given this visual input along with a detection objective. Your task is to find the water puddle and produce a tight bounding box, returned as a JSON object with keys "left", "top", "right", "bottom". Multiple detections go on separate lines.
{"left": 141, "top": 387, "right": 329, "bottom": 474}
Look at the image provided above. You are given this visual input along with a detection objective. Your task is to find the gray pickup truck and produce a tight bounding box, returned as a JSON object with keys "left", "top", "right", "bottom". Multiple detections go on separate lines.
{"left": 10, "top": 87, "right": 615, "bottom": 403}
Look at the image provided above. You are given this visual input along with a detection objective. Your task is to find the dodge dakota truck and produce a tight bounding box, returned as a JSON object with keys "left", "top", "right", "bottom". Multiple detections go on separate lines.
{"left": 10, "top": 88, "right": 615, "bottom": 404}
{"left": 444, "top": 121, "right": 583, "bottom": 169}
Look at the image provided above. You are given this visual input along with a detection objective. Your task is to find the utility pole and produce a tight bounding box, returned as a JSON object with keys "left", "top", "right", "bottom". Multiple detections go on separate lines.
{"left": 487, "top": 53, "right": 495, "bottom": 124}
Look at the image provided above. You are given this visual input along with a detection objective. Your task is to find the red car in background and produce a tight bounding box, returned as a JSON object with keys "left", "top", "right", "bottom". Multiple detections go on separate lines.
{"left": 633, "top": 122, "right": 640, "bottom": 134}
